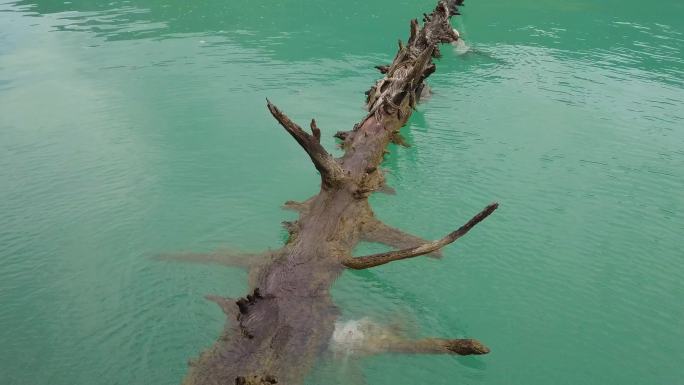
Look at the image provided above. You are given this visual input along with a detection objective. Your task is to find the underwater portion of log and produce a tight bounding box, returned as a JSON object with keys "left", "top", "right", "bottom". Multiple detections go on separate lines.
{"left": 174, "top": 1, "right": 499, "bottom": 384}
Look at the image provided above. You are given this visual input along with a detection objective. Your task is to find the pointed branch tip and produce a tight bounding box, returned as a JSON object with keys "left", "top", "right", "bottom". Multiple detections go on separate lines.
{"left": 310, "top": 119, "right": 321, "bottom": 142}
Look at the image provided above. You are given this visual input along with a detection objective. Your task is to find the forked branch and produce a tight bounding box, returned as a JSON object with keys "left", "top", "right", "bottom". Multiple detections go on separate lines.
{"left": 266, "top": 100, "right": 344, "bottom": 188}
{"left": 343, "top": 203, "right": 498, "bottom": 269}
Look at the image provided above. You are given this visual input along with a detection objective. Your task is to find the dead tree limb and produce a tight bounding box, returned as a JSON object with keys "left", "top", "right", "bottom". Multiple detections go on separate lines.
{"left": 332, "top": 318, "right": 490, "bottom": 357}
{"left": 379, "top": 338, "right": 491, "bottom": 355}
{"left": 266, "top": 100, "right": 344, "bottom": 189}
{"left": 175, "top": 2, "right": 500, "bottom": 384}
{"left": 343, "top": 203, "right": 498, "bottom": 269}
{"left": 156, "top": 249, "right": 273, "bottom": 269}
{"left": 361, "top": 217, "right": 443, "bottom": 257}
{"left": 205, "top": 295, "right": 239, "bottom": 318}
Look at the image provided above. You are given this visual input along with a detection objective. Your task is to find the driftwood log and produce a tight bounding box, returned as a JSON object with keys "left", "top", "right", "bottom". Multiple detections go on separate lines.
{"left": 168, "top": 1, "right": 498, "bottom": 384}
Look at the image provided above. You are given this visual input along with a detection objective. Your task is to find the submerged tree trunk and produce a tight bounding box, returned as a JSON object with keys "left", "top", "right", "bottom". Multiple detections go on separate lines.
{"left": 170, "top": 1, "right": 498, "bottom": 384}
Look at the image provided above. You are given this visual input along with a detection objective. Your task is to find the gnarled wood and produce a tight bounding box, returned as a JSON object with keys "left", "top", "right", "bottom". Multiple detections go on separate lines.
{"left": 177, "top": 2, "right": 499, "bottom": 384}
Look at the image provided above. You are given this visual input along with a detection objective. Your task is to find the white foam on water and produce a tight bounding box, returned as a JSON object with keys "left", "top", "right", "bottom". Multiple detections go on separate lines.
{"left": 452, "top": 38, "right": 471, "bottom": 55}
{"left": 450, "top": 27, "right": 472, "bottom": 55}
{"left": 330, "top": 318, "right": 371, "bottom": 353}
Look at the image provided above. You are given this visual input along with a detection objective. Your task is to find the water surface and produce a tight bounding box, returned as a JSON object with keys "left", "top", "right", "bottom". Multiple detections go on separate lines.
{"left": 1, "top": 0, "right": 683, "bottom": 384}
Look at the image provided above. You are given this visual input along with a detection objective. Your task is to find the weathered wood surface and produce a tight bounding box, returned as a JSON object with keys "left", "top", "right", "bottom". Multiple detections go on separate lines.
{"left": 170, "top": 1, "right": 498, "bottom": 384}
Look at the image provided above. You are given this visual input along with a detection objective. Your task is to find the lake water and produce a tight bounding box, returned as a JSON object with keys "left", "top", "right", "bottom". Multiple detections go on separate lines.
{"left": 1, "top": 0, "right": 683, "bottom": 384}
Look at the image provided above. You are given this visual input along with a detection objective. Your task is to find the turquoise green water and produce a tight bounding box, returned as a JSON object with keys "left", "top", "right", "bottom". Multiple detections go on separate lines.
{"left": 1, "top": 0, "right": 683, "bottom": 384}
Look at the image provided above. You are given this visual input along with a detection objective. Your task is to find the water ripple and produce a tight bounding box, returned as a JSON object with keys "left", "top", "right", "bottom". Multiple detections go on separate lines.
{"left": 1, "top": 0, "right": 684, "bottom": 384}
